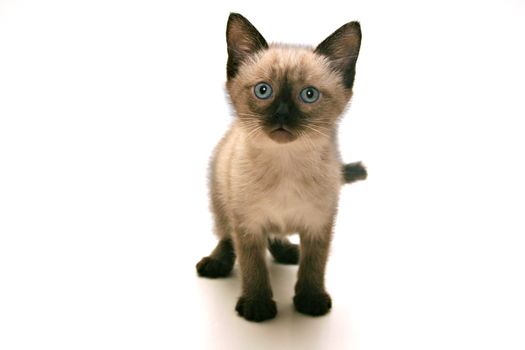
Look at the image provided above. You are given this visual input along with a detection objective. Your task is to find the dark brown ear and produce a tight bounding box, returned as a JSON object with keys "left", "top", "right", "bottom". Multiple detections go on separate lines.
{"left": 226, "top": 13, "right": 268, "bottom": 80}
{"left": 315, "top": 22, "right": 361, "bottom": 89}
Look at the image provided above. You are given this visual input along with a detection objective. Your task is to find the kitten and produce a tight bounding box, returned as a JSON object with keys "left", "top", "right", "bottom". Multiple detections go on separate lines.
{"left": 196, "top": 13, "right": 366, "bottom": 322}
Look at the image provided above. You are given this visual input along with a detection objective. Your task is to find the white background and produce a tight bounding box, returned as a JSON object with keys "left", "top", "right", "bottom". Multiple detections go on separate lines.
{"left": 1, "top": 0, "right": 524, "bottom": 349}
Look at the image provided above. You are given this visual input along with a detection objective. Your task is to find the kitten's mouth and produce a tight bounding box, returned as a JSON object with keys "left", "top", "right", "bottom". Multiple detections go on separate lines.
{"left": 269, "top": 126, "right": 296, "bottom": 144}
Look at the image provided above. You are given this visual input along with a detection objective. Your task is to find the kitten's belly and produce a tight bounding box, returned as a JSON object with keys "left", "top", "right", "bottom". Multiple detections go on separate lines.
{"left": 239, "top": 180, "right": 337, "bottom": 235}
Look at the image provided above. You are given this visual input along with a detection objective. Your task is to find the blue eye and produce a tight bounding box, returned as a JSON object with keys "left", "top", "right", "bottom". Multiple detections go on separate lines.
{"left": 299, "top": 87, "right": 320, "bottom": 103}
{"left": 254, "top": 82, "right": 273, "bottom": 100}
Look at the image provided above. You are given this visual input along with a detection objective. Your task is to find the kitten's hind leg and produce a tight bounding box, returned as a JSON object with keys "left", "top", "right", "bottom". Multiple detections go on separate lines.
{"left": 196, "top": 238, "right": 236, "bottom": 278}
{"left": 268, "top": 237, "right": 299, "bottom": 265}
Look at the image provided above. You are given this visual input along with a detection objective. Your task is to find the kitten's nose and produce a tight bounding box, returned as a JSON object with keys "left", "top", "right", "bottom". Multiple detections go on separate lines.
{"left": 275, "top": 102, "right": 290, "bottom": 124}
{"left": 276, "top": 102, "right": 289, "bottom": 115}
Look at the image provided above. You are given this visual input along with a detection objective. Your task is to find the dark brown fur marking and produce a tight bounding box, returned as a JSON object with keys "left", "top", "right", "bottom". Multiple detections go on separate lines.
{"left": 226, "top": 13, "right": 268, "bottom": 80}
{"left": 315, "top": 21, "right": 362, "bottom": 89}
{"left": 343, "top": 161, "right": 368, "bottom": 183}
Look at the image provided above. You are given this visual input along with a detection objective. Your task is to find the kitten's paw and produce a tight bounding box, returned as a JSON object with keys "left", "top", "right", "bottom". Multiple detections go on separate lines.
{"left": 196, "top": 256, "right": 233, "bottom": 278}
{"left": 294, "top": 292, "right": 332, "bottom": 316}
{"left": 235, "top": 296, "right": 277, "bottom": 322}
{"left": 270, "top": 244, "right": 299, "bottom": 265}
{"left": 268, "top": 240, "right": 299, "bottom": 265}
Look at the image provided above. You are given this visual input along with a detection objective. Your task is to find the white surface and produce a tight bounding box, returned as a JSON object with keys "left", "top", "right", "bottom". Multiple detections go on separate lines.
{"left": 1, "top": 0, "right": 525, "bottom": 349}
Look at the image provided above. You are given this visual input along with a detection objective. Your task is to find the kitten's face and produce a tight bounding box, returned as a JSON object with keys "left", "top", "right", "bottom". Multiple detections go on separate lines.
{"left": 228, "top": 46, "right": 350, "bottom": 144}
{"left": 225, "top": 14, "right": 361, "bottom": 145}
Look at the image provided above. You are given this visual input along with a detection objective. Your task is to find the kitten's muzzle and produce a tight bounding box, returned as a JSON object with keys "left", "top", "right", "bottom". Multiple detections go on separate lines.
{"left": 269, "top": 121, "right": 295, "bottom": 144}
{"left": 269, "top": 127, "right": 295, "bottom": 144}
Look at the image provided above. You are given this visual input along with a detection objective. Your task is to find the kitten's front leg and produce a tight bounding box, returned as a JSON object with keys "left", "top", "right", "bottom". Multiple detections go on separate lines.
{"left": 234, "top": 230, "right": 277, "bottom": 322}
{"left": 294, "top": 222, "right": 333, "bottom": 316}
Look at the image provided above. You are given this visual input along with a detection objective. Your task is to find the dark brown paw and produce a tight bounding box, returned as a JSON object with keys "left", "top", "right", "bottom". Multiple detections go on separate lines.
{"left": 294, "top": 292, "right": 332, "bottom": 316}
{"left": 196, "top": 256, "right": 233, "bottom": 278}
{"left": 268, "top": 240, "right": 299, "bottom": 265}
{"left": 235, "top": 296, "right": 277, "bottom": 322}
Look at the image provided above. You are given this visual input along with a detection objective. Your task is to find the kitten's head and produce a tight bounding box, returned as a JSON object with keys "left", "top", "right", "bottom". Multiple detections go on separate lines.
{"left": 225, "top": 13, "right": 361, "bottom": 145}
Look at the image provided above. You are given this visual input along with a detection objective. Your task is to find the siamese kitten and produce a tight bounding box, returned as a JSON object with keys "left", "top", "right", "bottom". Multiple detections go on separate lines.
{"left": 196, "top": 13, "right": 366, "bottom": 322}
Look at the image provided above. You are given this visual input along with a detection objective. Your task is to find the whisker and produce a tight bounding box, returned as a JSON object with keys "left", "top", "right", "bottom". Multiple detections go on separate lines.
{"left": 246, "top": 128, "right": 261, "bottom": 139}
{"left": 239, "top": 119, "right": 260, "bottom": 125}
{"left": 311, "top": 120, "right": 332, "bottom": 126}
{"left": 303, "top": 124, "right": 330, "bottom": 138}
{"left": 299, "top": 130, "right": 316, "bottom": 152}
{"left": 239, "top": 119, "right": 260, "bottom": 127}
{"left": 245, "top": 125, "right": 262, "bottom": 139}
{"left": 309, "top": 124, "right": 331, "bottom": 132}
{"left": 237, "top": 112, "right": 262, "bottom": 118}
{"left": 244, "top": 124, "right": 261, "bottom": 135}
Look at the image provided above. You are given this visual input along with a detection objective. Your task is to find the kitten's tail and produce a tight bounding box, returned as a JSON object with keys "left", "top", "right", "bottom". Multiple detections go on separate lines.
{"left": 342, "top": 162, "right": 367, "bottom": 184}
